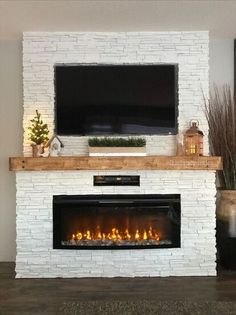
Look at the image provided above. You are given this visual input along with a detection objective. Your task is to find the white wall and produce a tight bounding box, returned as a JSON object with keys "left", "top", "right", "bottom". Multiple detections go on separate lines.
{"left": 0, "top": 40, "right": 23, "bottom": 261}
{"left": 0, "top": 35, "right": 234, "bottom": 262}
{"left": 209, "top": 37, "right": 234, "bottom": 88}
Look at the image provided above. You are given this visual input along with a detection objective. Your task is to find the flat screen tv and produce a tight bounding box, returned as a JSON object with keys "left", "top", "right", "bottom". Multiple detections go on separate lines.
{"left": 55, "top": 64, "right": 178, "bottom": 135}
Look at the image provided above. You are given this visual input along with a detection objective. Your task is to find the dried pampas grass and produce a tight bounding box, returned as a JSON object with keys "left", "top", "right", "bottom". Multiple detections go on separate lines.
{"left": 205, "top": 85, "right": 236, "bottom": 189}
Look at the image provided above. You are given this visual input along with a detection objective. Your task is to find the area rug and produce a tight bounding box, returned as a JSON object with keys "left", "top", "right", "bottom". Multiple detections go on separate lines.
{"left": 60, "top": 300, "right": 236, "bottom": 315}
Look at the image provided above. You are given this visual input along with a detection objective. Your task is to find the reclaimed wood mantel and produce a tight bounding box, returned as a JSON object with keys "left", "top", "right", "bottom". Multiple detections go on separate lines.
{"left": 9, "top": 156, "right": 222, "bottom": 171}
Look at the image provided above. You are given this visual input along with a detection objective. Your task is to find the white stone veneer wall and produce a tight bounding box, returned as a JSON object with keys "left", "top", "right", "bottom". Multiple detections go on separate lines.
{"left": 16, "top": 31, "right": 216, "bottom": 278}
{"left": 23, "top": 31, "right": 209, "bottom": 156}
{"left": 16, "top": 170, "right": 216, "bottom": 278}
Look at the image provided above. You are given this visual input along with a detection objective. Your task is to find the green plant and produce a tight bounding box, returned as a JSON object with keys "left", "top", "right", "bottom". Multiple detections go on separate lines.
{"left": 204, "top": 85, "right": 236, "bottom": 189}
{"left": 88, "top": 137, "right": 146, "bottom": 147}
{"left": 28, "top": 110, "right": 49, "bottom": 145}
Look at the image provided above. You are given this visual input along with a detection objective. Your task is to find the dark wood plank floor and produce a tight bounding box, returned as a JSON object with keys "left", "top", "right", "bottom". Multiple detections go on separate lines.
{"left": 1, "top": 262, "right": 236, "bottom": 315}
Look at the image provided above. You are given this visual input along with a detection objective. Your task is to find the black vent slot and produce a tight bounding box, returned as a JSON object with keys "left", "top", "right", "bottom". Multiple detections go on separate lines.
{"left": 94, "top": 175, "right": 140, "bottom": 186}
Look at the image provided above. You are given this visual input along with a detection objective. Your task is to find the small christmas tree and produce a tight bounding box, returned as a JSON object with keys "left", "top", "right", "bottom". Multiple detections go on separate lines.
{"left": 28, "top": 110, "right": 49, "bottom": 145}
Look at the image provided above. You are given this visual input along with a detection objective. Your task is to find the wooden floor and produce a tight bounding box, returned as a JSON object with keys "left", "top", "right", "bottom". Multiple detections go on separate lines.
{"left": 1, "top": 263, "right": 236, "bottom": 315}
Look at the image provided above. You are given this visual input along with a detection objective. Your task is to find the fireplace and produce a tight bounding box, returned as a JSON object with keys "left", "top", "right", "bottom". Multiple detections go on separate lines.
{"left": 14, "top": 32, "right": 217, "bottom": 278}
{"left": 53, "top": 194, "right": 181, "bottom": 249}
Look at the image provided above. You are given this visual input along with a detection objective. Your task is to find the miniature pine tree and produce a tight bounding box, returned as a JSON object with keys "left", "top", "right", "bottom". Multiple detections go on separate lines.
{"left": 28, "top": 110, "right": 49, "bottom": 145}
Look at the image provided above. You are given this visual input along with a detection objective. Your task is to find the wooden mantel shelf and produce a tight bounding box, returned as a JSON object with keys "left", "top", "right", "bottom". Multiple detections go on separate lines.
{"left": 9, "top": 156, "right": 222, "bottom": 171}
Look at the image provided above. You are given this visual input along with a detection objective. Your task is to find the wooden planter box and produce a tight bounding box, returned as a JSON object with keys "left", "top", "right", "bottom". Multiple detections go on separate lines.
{"left": 89, "top": 146, "right": 146, "bottom": 156}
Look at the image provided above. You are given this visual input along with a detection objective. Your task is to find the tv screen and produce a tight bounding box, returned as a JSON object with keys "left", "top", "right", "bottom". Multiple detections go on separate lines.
{"left": 55, "top": 64, "right": 178, "bottom": 135}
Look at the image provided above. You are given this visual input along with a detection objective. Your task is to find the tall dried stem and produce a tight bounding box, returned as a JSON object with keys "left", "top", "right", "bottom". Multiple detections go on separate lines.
{"left": 204, "top": 85, "right": 236, "bottom": 189}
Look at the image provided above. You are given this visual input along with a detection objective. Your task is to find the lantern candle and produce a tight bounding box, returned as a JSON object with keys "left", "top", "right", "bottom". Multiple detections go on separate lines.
{"left": 184, "top": 120, "right": 204, "bottom": 156}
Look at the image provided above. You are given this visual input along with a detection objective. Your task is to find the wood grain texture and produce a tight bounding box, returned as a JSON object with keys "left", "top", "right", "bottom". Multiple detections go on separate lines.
{"left": 2, "top": 262, "right": 236, "bottom": 315}
{"left": 9, "top": 156, "right": 222, "bottom": 171}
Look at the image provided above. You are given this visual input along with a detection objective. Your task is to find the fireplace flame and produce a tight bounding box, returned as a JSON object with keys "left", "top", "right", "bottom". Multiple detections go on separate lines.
{"left": 70, "top": 226, "right": 160, "bottom": 242}
{"left": 143, "top": 230, "right": 147, "bottom": 240}
{"left": 84, "top": 230, "right": 91, "bottom": 240}
{"left": 76, "top": 232, "right": 83, "bottom": 240}
{"left": 135, "top": 229, "right": 140, "bottom": 240}
{"left": 124, "top": 229, "right": 131, "bottom": 240}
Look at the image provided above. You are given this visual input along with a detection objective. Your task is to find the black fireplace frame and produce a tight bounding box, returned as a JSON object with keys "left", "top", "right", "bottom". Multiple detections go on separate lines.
{"left": 53, "top": 194, "right": 181, "bottom": 250}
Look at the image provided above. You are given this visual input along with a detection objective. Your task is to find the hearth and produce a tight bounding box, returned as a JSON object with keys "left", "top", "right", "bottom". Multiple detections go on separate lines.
{"left": 53, "top": 194, "right": 181, "bottom": 249}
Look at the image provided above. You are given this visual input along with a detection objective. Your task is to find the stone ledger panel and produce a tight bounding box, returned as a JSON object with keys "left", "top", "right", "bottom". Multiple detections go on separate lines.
{"left": 22, "top": 31, "right": 209, "bottom": 156}
{"left": 15, "top": 170, "right": 216, "bottom": 278}
{"left": 15, "top": 31, "right": 216, "bottom": 278}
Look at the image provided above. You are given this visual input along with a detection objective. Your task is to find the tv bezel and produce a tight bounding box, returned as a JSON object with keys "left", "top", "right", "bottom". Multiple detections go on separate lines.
{"left": 54, "top": 63, "right": 179, "bottom": 136}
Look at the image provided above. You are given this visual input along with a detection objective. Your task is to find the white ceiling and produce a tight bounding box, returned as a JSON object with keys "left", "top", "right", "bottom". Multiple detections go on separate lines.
{"left": 1, "top": 0, "right": 236, "bottom": 40}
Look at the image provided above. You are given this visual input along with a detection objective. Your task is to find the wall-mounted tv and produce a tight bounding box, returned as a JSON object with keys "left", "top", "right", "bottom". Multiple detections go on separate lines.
{"left": 55, "top": 64, "right": 178, "bottom": 135}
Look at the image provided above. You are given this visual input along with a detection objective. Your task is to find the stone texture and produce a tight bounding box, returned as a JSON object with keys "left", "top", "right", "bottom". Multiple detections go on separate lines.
{"left": 15, "top": 31, "right": 216, "bottom": 278}
{"left": 15, "top": 170, "right": 216, "bottom": 278}
{"left": 22, "top": 31, "right": 209, "bottom": 156}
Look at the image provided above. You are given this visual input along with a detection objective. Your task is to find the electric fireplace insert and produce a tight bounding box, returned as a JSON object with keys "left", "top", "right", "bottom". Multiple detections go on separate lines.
{"left": 53, "top": 194, "right": 181, "bottom": 249}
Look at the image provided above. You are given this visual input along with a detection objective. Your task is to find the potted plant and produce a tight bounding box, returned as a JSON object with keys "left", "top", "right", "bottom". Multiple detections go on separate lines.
{"left": 205, "top": 85, "right": 236, "bottom": 269}
{"left": 28, "top": 110, "right": 49, "bottom": 157}
{"left": 88, "top": 137, "right": 146, "bottom": 156}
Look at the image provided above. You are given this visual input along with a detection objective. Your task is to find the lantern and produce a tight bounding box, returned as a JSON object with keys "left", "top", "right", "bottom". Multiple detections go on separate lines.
{"left": 184, "top": 120, "right": 204, "bottom": 156}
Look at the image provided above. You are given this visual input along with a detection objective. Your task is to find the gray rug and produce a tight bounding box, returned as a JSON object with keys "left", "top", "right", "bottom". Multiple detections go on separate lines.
{"left": 60, "top": 300, "right": 236, "bottom": 315}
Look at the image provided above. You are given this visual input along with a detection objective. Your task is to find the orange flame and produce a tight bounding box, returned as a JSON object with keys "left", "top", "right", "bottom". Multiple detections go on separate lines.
{"left": 124, "top": 229, "right": 131, "bottom": 240}
{"left": 143, "top": 230, "right": 147, "bottom": 240}
{"left": 70, "top": 226, "right": 160, "bottom": 242}
{"left": 135, "top": 229, "right": 140, "bottom": 240}
{"left": 84, "top": 230, "right": 91, "bottom": 240}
